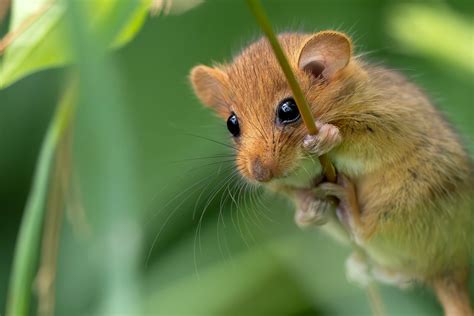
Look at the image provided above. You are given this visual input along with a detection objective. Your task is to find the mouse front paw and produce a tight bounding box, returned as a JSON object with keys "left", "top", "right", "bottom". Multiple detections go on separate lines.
{"left": 303, "top": 122, "right": 341, "bottom": 156}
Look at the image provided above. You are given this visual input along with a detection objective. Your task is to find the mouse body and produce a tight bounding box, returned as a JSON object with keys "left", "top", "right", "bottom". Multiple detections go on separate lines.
{"left": 190, "top": 31, "right": 473, "bottom": 315}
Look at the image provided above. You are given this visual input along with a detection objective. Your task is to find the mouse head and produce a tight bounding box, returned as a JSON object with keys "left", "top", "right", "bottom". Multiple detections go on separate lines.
{"left": 190, "top": 31, "right": 355, "bottom": 186}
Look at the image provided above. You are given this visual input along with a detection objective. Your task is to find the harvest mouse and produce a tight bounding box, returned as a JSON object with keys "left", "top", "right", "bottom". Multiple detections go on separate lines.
{"left": 190, "top": 31, "right": 473, "bottom": 315}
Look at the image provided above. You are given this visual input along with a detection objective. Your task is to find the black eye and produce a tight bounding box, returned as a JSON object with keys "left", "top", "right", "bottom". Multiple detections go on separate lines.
{"left": 227, "top": 113, "right": 240, "bottom": 137}
{"left": 277, "top": 98, "right": 300, "bottom": 125}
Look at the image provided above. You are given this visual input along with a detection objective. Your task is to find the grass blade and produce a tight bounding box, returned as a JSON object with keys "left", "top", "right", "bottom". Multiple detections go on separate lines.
{"left": 6, "top": 78, "right": 77, "bottom": 316}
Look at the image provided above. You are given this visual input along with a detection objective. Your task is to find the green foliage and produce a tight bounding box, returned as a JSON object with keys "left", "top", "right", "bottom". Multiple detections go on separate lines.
{"left": 5, "top": 79, "right": 76, "bottom": 316}
{"left": 3, "top": 0, "right": 153, "bottom": 314}
{"left": 3, "top": 0, "right": 207, "bottom": 315}
{"left": 1, "top": 1, "right": 472, "bottom": 316}
{"left": 388, "top": 3, "right": 474, "bottom": 73}
{"left": 0, "top": 0, "right": 151, "bottom": 88}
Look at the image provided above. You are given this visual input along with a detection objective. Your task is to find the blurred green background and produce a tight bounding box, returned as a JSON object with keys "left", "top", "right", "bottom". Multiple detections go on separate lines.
{"left": 1, "top": 0, "right": 473, "bottom": 315}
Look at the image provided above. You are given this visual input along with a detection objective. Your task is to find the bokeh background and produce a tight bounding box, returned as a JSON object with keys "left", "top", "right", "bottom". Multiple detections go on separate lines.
{"left": 1, "top": 0, "right": 473, "bottom": 315}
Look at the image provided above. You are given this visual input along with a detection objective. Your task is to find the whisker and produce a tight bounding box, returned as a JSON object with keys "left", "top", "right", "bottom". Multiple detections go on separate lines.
{"left": 192, "top": 164, "right": 235, "bottom": 220}
{"left": 228, "top": 179, "right": 241, "bottom": 237}
{"left": 216, "top": 170, "right": 240, "bottom": 264}
{"left": 240, "top": 182, "right": 257, "bottom": 244}
{"left": 148, "top": 170, "right": 219, "bottom": 220}
{"left": 167, "top": 155, "right": 235, "bottom": 164}
{"left": 250, "top": 184, "right": 275, "bottom": 225}
{"left": 234, "top": 179, "right": 251, "bottom": 248}
{"left": 184, "top": 133, "right": 237, "bottom": 150}
{"left": 194, "top": 169, "right": 239, "bottom": 275}
{"left": 254, "top": 189, "right": 278, "bottom": 224}
{"left": 145, "top": 162, "right": 234, "bottom": 267}
{"left": 145, "top": 178, "right": 206, "bottom": 266}
{"left": 246, "top": 184, "right": 267, "bottom": 231}
{"left": 217, "top": 183, "right": 238, "bottom": 262}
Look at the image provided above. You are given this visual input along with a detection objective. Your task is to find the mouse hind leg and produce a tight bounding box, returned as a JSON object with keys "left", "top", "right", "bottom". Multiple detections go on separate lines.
{"left": 431, "top": 268, "right": 472, "bottom": 316}
{"left": 345, "top": 251, "right": 415, "bottom": 289}
{"left": 333, "top": 173, "right": 473, "bottom": 315}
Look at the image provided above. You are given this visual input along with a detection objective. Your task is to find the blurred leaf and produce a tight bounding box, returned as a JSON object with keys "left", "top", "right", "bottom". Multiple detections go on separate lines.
{"left": 66, "top": 0, "right": 146, "bottom": 313}
{"left": 145, "top": 230, "right": 315, "bottom": 316}
{"left": 5, "top": 78, "right": 76, "bottom": 316}
{"left": 388, "top": 4, "right": 474, "bottom": 73}
{"left": 150, "top": 0, "right": 203, "bottom": 16}
{"left": 0, "top": 0, "right": 152, "bottom": 89}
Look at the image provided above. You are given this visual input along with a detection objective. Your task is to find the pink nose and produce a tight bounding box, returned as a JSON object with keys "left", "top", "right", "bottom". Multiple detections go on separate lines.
{"left": 251, "top": 157, "right": 273, "bottom": 182}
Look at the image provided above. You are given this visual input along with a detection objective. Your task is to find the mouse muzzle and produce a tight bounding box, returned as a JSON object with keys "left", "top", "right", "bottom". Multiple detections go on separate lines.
{"left": 249, "top": 157, "right": 277, "bottom": 182}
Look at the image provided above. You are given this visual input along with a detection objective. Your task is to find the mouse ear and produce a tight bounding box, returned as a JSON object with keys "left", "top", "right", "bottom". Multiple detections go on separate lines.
{"left": 298, "top": 31, "right": 352, "bottom": 80}
{"left": 189, "top": 65, "right": 229, "bottom": 112}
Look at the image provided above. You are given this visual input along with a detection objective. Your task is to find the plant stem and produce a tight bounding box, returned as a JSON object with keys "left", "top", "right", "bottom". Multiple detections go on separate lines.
{"left": 351, "top": 241, "right": 387, "bottom": 316}
{"left": 36, "top": 150, "right": 64, "bottom": 316}
{"left": 367, "top": 282, "right": 387, "bottom": 316}
{"left": 5, "top": 78, "right": 77, "bottom": 316}
{"left": 245, "top": 1, "right": 387, "bottom": 315}
{"left": 245, "top": 0, "right": 336, "bottom": 182}
{"left": 36, "top": 123, "right": 73, "bottom": 316}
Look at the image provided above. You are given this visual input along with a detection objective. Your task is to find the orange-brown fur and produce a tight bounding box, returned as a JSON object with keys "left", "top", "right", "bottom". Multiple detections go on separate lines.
{"left": 190, "top": 31, "right": 473, "bottom": 315}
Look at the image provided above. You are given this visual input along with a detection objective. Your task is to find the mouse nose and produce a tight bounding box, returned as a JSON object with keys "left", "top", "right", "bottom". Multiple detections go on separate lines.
{"left": 251, "top": 157, "right": 273, "bottom": 182}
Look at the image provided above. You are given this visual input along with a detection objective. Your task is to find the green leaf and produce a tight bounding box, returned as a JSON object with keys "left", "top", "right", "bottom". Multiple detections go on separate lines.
{"left": 150, "top": 0, "right": 204, "bottom": 15}
{"left": 387, "top": 4, "right": 474, "bottom": 73}
{"left": 0, "top": 0, "right": 152, "bottom": 89}
{"left": 6, "top": 77, "right": 77, "bottom": 316}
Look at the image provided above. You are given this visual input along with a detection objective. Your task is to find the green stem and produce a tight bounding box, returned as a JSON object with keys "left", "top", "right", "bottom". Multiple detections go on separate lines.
{"left": 245, "top": 0, "right": 336, "bottom": 182}
{"left": 6, "top": 79, "right": 77, "bottom": 316}
{"left": 245, "top": 2, "right": 386, "bottom": 315}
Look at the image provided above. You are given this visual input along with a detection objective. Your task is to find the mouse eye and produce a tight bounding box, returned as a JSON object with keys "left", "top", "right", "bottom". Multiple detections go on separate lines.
{"left": 227, "top": 113, "right": 240, "bottom": 137}
{"left": 277, "top": 98, "right": 300, "bottom": 125}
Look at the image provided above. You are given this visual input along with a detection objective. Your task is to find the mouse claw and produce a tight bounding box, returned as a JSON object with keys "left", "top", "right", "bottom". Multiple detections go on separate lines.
{"left": 303, "top": 122, "right": 341, "bottom": 156}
